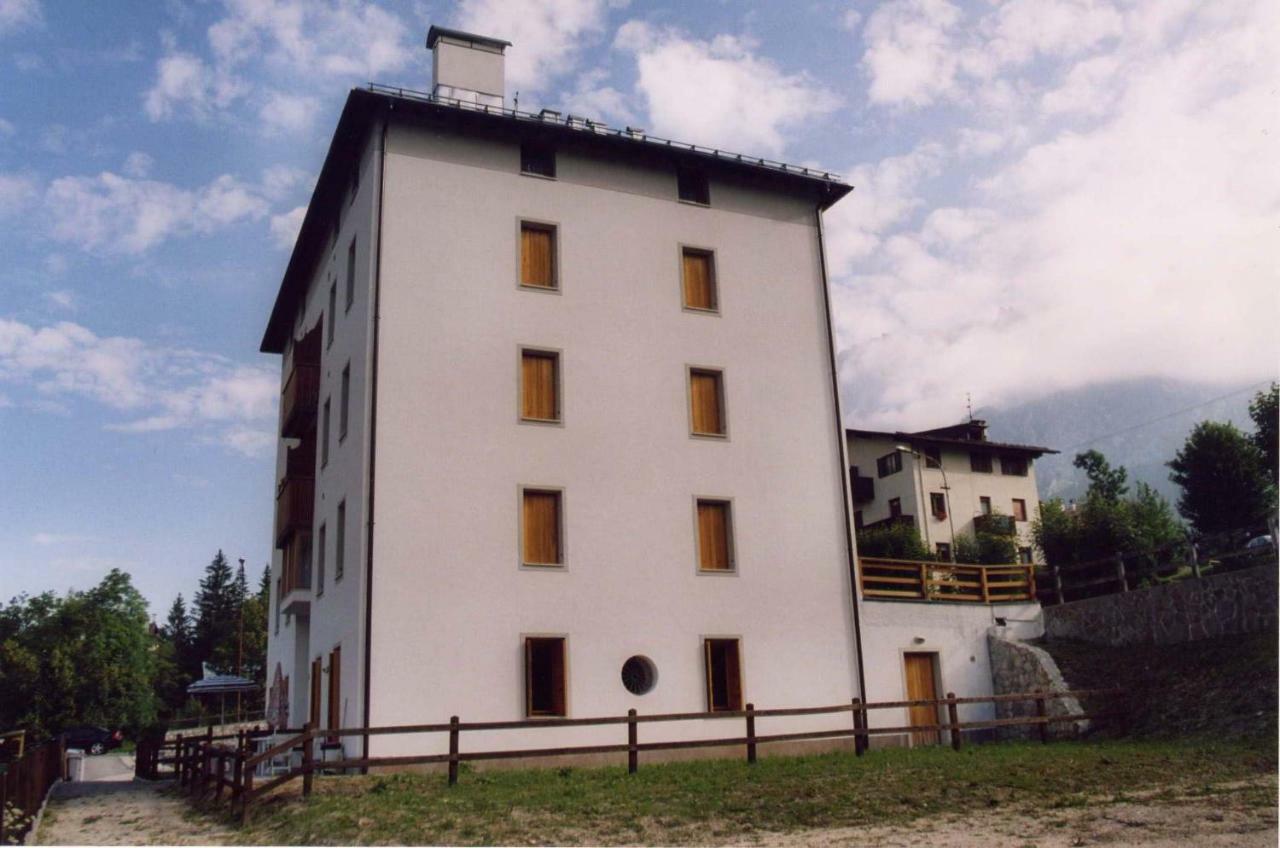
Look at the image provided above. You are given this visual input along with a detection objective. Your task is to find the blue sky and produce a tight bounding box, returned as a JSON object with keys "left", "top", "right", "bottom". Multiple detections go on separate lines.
{"left": 1, "top": 0, "right": 1275, "bottom": 614}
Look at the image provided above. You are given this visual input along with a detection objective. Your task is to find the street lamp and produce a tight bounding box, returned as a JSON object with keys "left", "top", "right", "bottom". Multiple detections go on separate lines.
{"left": 896, "top": 444, "right": 957, "bottom": 560}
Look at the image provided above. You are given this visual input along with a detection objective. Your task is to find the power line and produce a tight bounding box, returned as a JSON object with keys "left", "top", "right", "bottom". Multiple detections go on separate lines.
{"left": 1056, "top": 379, "right": 1274, "bottom": 454}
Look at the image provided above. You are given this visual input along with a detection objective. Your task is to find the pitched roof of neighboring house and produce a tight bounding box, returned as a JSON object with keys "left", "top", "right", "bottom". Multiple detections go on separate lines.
{"left": 260, "top": 85, "right": 852, "bottom": 354}
{"left": 187, "top": 674, "right": 258, "bottom": 695}
{"left": 847, "top": 419, "right": 1058, "bottom": 457}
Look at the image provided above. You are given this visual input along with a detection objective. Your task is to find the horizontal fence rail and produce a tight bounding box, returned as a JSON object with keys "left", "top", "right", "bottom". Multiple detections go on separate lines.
{"left": 859, "top": 557, "right": 1037, "bottom": 603}
{"left": 151, "top": 688, "right": 1123, "bottom": 825}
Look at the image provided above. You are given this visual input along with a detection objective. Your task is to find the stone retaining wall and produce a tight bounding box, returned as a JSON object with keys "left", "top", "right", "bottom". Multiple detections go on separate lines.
{"left": 1043, "top": 565, "right": 1277, "bottom": 647}
{"left": 987, "top": 630, "right": 1087, "bottom": 741}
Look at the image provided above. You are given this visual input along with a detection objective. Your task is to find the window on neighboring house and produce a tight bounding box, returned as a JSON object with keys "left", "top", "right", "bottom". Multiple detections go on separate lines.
{"left": 339, "top": 363, "right": 350, "bottom": 441}
{"left": 696, "top": 498, "right": 734, "bottom": 572}
{"left": 335, "top": 500, "right": 346, "bottom": 581}
{"left": 1001, "top": 455, "right": 1029, "bottom": 476}
{"left": 1012, "top": 498, "right": 1028, "bottom": 522}
{"left": 520, "top": 348, "right": 560, "bottom": 423}
{"left": 326, "top": 283, "right": 336, "bottom": 347}
{"left": 688, "top": 368, "right": 726, "bottom": 437}
{"left": 936, "top": 542, "right": 952, "bottom": 562}
{"left": 345, "top": 238, "right": 357, "bottom": 311}
{"left": 923, "top": 446, "right": 942, "bottom": 469}
{"left": 524, "top": 636, "right": 566, "bottom": 716}
{"left": 519, "top": 222, "right": 557, "bottom": 289}
{"left": 704, "top": 638, "right": 742, "bottom": 712}
{"left": 520, "top": 141, "right": 556, "bottom": 178}
{"left": 321, "top": 398, "right": 331, "bottom": 467}
{"left": 889, "top": 497, "right": 902, "bottom": 518}
{"left": 316, "top": 523, "right": 326, "bottom": 596}
{"left": 521, "top": 488, "right": 562, "bottom": 566}
{"left": 681, "top": 248, "right": 717, "bottom": 312}
{"left": 1019, "top": 547, "right": 1033, "bottom": 564}
{"left": 930, "top": 492, "right": 947, "bottom": 520}
{"left": 979, "top": 496, "right": 992, "bottom": 515}
{"left": 876, "top": 451, "right": 903, "bottom": 477}
{"left": 854, "top": 510, "right": 864, "bottom": 530}
{"left": 970, "top": 451, "right": 993, "bottom": 473}
{"left": 677, "top": 169, "right": 710, "bottom": 205}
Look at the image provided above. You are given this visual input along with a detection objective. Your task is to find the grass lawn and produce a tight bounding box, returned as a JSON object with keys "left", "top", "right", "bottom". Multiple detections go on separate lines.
{"left": 224, "top": 735, "right": 1277, "bottom": 845}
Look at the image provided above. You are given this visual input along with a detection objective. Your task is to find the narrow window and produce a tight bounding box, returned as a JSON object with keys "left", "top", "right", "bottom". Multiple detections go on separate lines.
{"left": 889, "top": 497, "right": 902, "bottom": 518}
{"left": 1012, "top": 498, "right": 1028, "bottom": 522}
{"left": 877, "top": 452, "right": 903, "bottom": 477}
{"left": 345, "top": 237, "right": 356, "bottom": 311}
{"left": 522, "top": 489, "right": 562, "bottom": 566}
{"left": 520, "top": 349, "right": 560, "bottom": 422}
{"left": 326, "top": 283, "right": 336, "bottom": 347}
{"left": 520, "top": 142, "right": 556, "bottom": 178}
{"left": 335, "top": 500, "right": 346, "bottom": 581}
{"left": 970, "top": 451, "right": 993, "bottom": 473}
{"left": 704, "top": 638, "right": 742, "bottom": 712}
{"left": 677, "top": 169, "right": 710, "bottom": 205}
{"left": 681, "top": 249, "right": 717, "bottom": 311}
{"left": 1002, "top": 456, "right": 1028, "bottom": 476}
{"left": 339, "top": 363, "right": 350, "bottom": 441}
{"left": 524, "top": 637, "right": 566, "bottom": 716}
{"left": 321, "top": 398, "right": 331, "bottom": 467}
{"left": 520, "top": 222, "right": 556, "bottom": 289}
{"left": 327, "top": 646, "right": 342, "bottom": 741}
{"left": 930, "top": 492, "right": 947, "bottom": 520}
{"left": 688, "top": 368, "right": 725, "bottom": 436}
{"left": 696, "top": 498, "right": 733, "bottom": 572}
{"left": 979, "top": 496, "right": 992, "bottom": 515}
{"left": 316, "top": 523, "right": 326, "bottom": 595}
{"left": 936, "top": 542, "right": 952, "bottom": 562}
{"left": 923, "top": 446, "right": 941, "bottom": 469}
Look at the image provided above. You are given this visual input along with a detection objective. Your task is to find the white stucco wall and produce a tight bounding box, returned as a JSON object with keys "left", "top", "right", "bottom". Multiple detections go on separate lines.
{"left": 357, "top": 120, "right": 861, "bottom": 756}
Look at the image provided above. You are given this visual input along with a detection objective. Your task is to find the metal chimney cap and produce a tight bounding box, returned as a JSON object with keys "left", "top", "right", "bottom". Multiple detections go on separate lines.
{"left": 426, "top": 25, "right": 511, "bottom": 51}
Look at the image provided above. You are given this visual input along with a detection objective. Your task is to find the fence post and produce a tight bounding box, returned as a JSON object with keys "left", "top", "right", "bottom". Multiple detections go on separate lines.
{"left": 215, "top": 750, "right": 226, "bottom": 801}
{"left": 851, "top": 698, "right": 866, "bottom": 756}
{"left": 1052, "top": 563, "right": 1064, "bottom": 605}
{"left": 627, "top": 709, "right": 638, "bottom": 775}
{"left": 301, "top": 724, "right": 314, "bottom": 797}
{"left": 946, "top": 692, "right": 961, "bottom": 751}
{"left": 1114, "top": 553, "right": 1128, "bottom": 592}
{"left": 1, "top": 761, "right": 8, "bottom": 847}
{"left": 1035, "top": 692, "right": 1049, "bottom": 744}
{"left": 447, "top": 716, "right": 460, "bottom": 787}
{"left": 918, "top": 562, "right": 929, "bottom": 599}
{"left": 1190, "top": 543, "right": 1201, "bottom": 579}
{"left": 240, "top": 750, "right": 255, "bottom": 825}
{"left": 232, "top": 732, "right": 244, "bottom": 802}
{"left": 745, "top": 703, "right": 757, "bottom": 765}
{"left": 979, "top": 568, "right": 990, "bottom": 603}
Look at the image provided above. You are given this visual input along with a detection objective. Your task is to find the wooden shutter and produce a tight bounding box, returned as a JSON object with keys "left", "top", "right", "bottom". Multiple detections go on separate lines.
{"left": 689, "top": 370, "right": 723, "bottom": 435}
{"left": 697, "top": 500, "right": 731, "bottom": 570}
{"left": 523, "top": 490, "right": 561, "bottom": 565}
{"left": 705, "top": 639, "right": 742, "bottom": 712}
{"left": 550, "top": 639, "right": 566, "bottom": 716}
{"left": 327, "top": 646, "right": 341, "bottom": 741}
{"left": 521, "top": 225, "right": 554, "bottom": 288}
{"left": 521, "top": 351, "right": 558, "bottom": 421}
{"left": 682, "top": 250, "right": 715, "bottom": 310}
{"left": 309, "top": 658, "right": 322, "bottom": 728}
{"left": 724, "top": 641, "right": 742, "bottom": 711}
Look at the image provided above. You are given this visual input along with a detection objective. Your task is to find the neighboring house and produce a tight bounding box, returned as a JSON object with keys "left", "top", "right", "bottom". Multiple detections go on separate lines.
{"left": 847, "top": 420, "right": 1057, "bottom": 564}
{"left": 262, "top": 27, "right": 861, "bottom": 761}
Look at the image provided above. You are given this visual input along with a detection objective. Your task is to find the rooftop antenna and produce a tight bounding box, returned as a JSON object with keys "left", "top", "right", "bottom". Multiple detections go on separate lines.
{"left": 513, "top": 90, "right": 519, "bottom": 111}
{"left": 966, "top": 392, "right": 974, "bottom": 423}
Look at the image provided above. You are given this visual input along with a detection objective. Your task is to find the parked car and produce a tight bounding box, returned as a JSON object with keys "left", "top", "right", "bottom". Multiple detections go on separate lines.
{"left": 1245, "top": 534, "right": 1274, "bottom": 552}
{"left": 60, "top": 726, "right": 124, "bottom": 755}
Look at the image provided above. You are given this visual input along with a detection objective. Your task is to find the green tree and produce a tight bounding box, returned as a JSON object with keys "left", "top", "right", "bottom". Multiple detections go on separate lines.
{"left": 1168, "top": 421, "right": 1271, "bottom": 537}
{"left": 855, "top": 523, "right": 934, "bottom": 560}
{"left": 1248, "top": 383, "right": 1277, "bottom": 486}
{"left": 1074, "top": 449, "right": 1128, "bottom": 503}
{"left": 154, "top": 594, "right": 195, "bottom": 713}
{"left": 193, "top": 550, "right": 239, "bottom": 674}
{"left": 953, "top": 531, "right": 1019, "bottom": 565}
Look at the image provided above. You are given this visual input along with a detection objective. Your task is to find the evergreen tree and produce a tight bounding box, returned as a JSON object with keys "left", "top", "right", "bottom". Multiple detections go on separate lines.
{"left": 1168, "top": 421, "right": 1271, "bottom": 538}
{"left": 192, "top": 550, "right": 238, "bottom": 675}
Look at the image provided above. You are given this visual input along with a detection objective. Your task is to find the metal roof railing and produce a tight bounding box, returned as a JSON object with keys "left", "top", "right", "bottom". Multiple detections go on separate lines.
{"left": 365, "top": 82, "right": 846, "bottom": 185}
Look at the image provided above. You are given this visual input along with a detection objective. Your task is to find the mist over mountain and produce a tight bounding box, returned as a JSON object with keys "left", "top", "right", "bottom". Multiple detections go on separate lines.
{"left": 978, "top": 377, "right": 1272, "bottom": 507}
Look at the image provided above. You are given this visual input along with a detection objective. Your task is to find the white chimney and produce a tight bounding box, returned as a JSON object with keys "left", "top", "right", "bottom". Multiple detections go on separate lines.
{"left": 426, "top": 26, "right": 510, "bottom": 108}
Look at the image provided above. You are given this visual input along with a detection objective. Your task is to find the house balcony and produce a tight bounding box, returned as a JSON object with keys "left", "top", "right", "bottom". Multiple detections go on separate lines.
{"left": 974, "top": 514, "right": 1017, "bottom": 536}
{"left": 279, "top": 531, "right": 313, "bottom": 617}
{"left": 858, "top": 556, "right": 1036, "bottom": 604}
{"left": 863, "top": 513, "right": 916, "bottom": 532}
{"left": 850, "top": 471, "right": 875, "bottom": 504}
{"left": 280, "top": 362, "right": 320, "bottom": 439}
{"left": 275, "top": 474, "right": 315, "bottom": 548}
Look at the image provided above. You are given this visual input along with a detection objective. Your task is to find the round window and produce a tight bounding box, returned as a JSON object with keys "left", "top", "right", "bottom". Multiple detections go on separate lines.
{"left": 621, "top": 655, "right": 658, "bottom": 695}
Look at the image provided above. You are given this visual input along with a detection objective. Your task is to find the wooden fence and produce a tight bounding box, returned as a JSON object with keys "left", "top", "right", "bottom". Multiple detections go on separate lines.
{"left": 859, "top": 557, "right": 1037, "bottom": 603}
{"left": 0, "top": 737, "right": 65, "bottom": 845}
{"left": 147, "top": 688, "right": 1122, "bottom": 825}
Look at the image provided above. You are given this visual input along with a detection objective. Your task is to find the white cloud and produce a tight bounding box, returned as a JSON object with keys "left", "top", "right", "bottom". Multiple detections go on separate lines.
{"left": 260, "top": 165, "right": 309, "bottom": 200}
{"left": 270, "top": 205, "right": 306, "bottom": 249}
{"left": 0, "top": 117, "right": 14, "bottom": 136}
{"left": 122, "top": 152, "right": 154, "bottom": 178}
{"left": 556, "top": 69, "right": 635, "bottom": 126}
{"left": 861, "top": 0, "right": 962, "bottom": 107}
{"left": 0, "top": 171, "right": 38, "bottom": 215}
{"left": 455, "top": 0, "right": 613, "bottom": 93}
{"left": 31, "top": 532, "right": 89, "bottom": 546}
{"left": 144, "top": 49, "right": 244, "bottom": 121}
{"left": 0, "top": 0, "right": 41, "bottom": 35}
{"left": 614, "top": 22, "right": 841, "bottom": 157}
{"left": 0, "top": 317, "right": 278, "bottom": 456}
{"left": 45, "top": 289, "right": 76, "bottom": 311}
{"left": 259, "top": 90, "right": 320, "bottom": 134}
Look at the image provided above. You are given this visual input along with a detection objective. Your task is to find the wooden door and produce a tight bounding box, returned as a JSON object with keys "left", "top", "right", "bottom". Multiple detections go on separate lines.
{"left": 903, "top": 653, "right": 940, "bottom": 746}
{"left": 309, "top": 657, "right": 322, "bottom": 729}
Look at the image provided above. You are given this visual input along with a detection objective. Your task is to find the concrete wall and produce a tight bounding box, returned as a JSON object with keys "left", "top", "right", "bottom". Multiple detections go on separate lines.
{"left": 1043, "top": 565, "right": 1278, "bottom": 647}
{"left": 360, "top": 118, "right": 860, "bottom": 756}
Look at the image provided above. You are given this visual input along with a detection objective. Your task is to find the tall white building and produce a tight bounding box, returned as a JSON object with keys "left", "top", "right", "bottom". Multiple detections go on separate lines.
{"left": 263, "top": 27, "right": 864, "bottom": 761}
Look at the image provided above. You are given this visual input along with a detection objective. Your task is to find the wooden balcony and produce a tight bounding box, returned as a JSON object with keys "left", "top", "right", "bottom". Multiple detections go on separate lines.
{"left": 858, "top": 557, "right": 1036, "bottom": 604}
{"left": 280, "top": 362, "right": 320, "bottom": 439}
{"left": 974, "top": 513, "right": 1017, "bottom": 536}
{"left": 275, "top": 474, "right": 315, "bottom": 548}
{"left": 280, "top": 531, "right": 312, "bottom": 616}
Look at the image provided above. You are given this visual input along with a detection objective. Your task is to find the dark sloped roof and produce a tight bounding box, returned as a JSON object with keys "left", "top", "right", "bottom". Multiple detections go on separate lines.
{"left": 847, "top": 426, "right": 1058, "bottom": 457}
{"left": 187, "top": 674, "right": 258, "bottom": 695}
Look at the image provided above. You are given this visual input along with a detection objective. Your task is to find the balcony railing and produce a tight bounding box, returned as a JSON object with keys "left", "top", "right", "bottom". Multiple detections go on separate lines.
{"left": 974, "top": 514, "right": 1017, "bottom": 536}
{"left": 862, "top": 513, "right": 915, "bottom": 532}
{"left": 280, "top": 363, "right": 320, "bottom": 439}
{"left": 858, "top": 557, "right": 1036, "bottom": 604}
{"left": 275, "top": 474, "right": 315, "bottom": 548}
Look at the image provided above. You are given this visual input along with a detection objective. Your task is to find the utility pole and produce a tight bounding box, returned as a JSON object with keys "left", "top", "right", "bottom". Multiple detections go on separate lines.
{"left": 237, "top": 557, "right": 245, "bottom": 722}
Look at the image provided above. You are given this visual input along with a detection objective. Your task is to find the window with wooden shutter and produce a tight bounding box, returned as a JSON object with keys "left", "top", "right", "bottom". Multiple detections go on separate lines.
{"left": 522, "top": 489, "right": 562, "bottom": 566}
{"left": 309, "top": 657, "right": 322, "bottom": 728}
{"left": 681, "top": 249, "right": 717, "bottom": 311}
{"left": 696, "top": 499, "right": 733, "bottom": 572}
{"left": 520, "top": 349, "right": 559, "bottom": 422}
{"left": 326, "top": 645, "right": 341, "bottom": 742}
{"left": 704, "top": 638, "right": 742, "bottom": 712}
{"left": 520, "top": 223, "right": 556, "bottom": 289}
{"left": 525, "top": 637, "right": 566, "bottom": 716}
{"left": 1012, "top": 498, "right": 1028, "bottom": 522}
{"left": 689, "top": 368, "right": 725, "bottom": 436}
